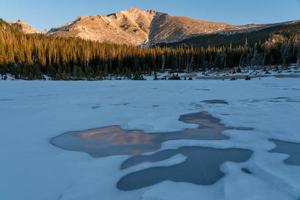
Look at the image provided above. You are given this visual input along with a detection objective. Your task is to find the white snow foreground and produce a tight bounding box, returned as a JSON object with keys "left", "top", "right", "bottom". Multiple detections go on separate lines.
{"left": 0, "top": 78, "right": 300, "bottom": 200}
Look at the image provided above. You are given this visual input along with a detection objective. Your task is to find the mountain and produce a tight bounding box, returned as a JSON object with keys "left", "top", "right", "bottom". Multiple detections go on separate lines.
{"left": 47, "top": 8, "right": 255, "bottom": 46}
{"left": 10, "top": 20, "right": 40, "bottom": 34}
{"left": 5, "top": 8, "right": 300, "bottom": 48}
{"left": 2, "top": 8, "right": 300, "bottom": 49}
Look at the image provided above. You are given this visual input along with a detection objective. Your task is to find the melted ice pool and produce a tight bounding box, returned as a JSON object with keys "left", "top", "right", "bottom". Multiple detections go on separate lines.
{"left": 50, "top": 112, "right": 252, "bottom": 157}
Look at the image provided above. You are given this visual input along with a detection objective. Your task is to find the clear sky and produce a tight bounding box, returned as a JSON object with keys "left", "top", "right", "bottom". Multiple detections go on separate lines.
{"left": 1, "top": 0, "right": 300, "bottom": 31}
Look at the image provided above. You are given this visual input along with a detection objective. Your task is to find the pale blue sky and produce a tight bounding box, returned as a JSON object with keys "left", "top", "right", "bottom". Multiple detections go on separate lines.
{"left": 1, "top": 0, "right": 300, "bottom": 31}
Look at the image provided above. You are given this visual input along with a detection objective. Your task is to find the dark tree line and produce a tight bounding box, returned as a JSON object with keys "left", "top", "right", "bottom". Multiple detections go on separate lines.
{"left": 0, "top": 19, "right": 299, "bottom": 80}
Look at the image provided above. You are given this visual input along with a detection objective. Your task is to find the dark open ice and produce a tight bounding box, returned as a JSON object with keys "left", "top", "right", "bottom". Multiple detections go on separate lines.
{"left": 201, "top": 99, "right": 229, "bottom": 105}
{"left": 270, "top": 139, "right": 300, "bottom": 166}
{"left": 117, "top": 146, "right": 252, "bottom": 191}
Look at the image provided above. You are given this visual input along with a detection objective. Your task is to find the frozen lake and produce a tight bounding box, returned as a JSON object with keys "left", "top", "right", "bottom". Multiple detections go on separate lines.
{"left": 1, "top": 78, "right": 300, "bottom": 200}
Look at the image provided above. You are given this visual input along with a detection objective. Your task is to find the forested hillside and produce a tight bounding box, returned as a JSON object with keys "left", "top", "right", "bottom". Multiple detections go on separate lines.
{"left": 158, "top": 21, "right": 300, "bottom": 48}
{"left": 0, "top": 19, "right": 299, "bottom": 80}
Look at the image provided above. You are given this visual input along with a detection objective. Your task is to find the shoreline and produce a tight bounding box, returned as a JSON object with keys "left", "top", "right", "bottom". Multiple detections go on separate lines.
{"left": 1, "top": 65, "right": 300, "bottom": 81}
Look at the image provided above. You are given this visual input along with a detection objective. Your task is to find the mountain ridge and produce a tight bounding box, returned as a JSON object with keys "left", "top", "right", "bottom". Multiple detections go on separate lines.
{"left": 46, "top": 8, "right": 259, "bottom": 46}
{"left": 8, "top": 8, "right": 300, "bottom": 47}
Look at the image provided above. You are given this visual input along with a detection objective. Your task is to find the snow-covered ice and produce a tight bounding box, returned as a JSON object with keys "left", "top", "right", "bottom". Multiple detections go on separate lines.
{"left": 0, "top": 77, "right": 300, "bottom": 200}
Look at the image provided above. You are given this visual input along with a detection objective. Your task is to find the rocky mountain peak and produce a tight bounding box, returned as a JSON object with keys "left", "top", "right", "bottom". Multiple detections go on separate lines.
{"left": 11, "top": 19, "right": 40, "bottom": 34}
